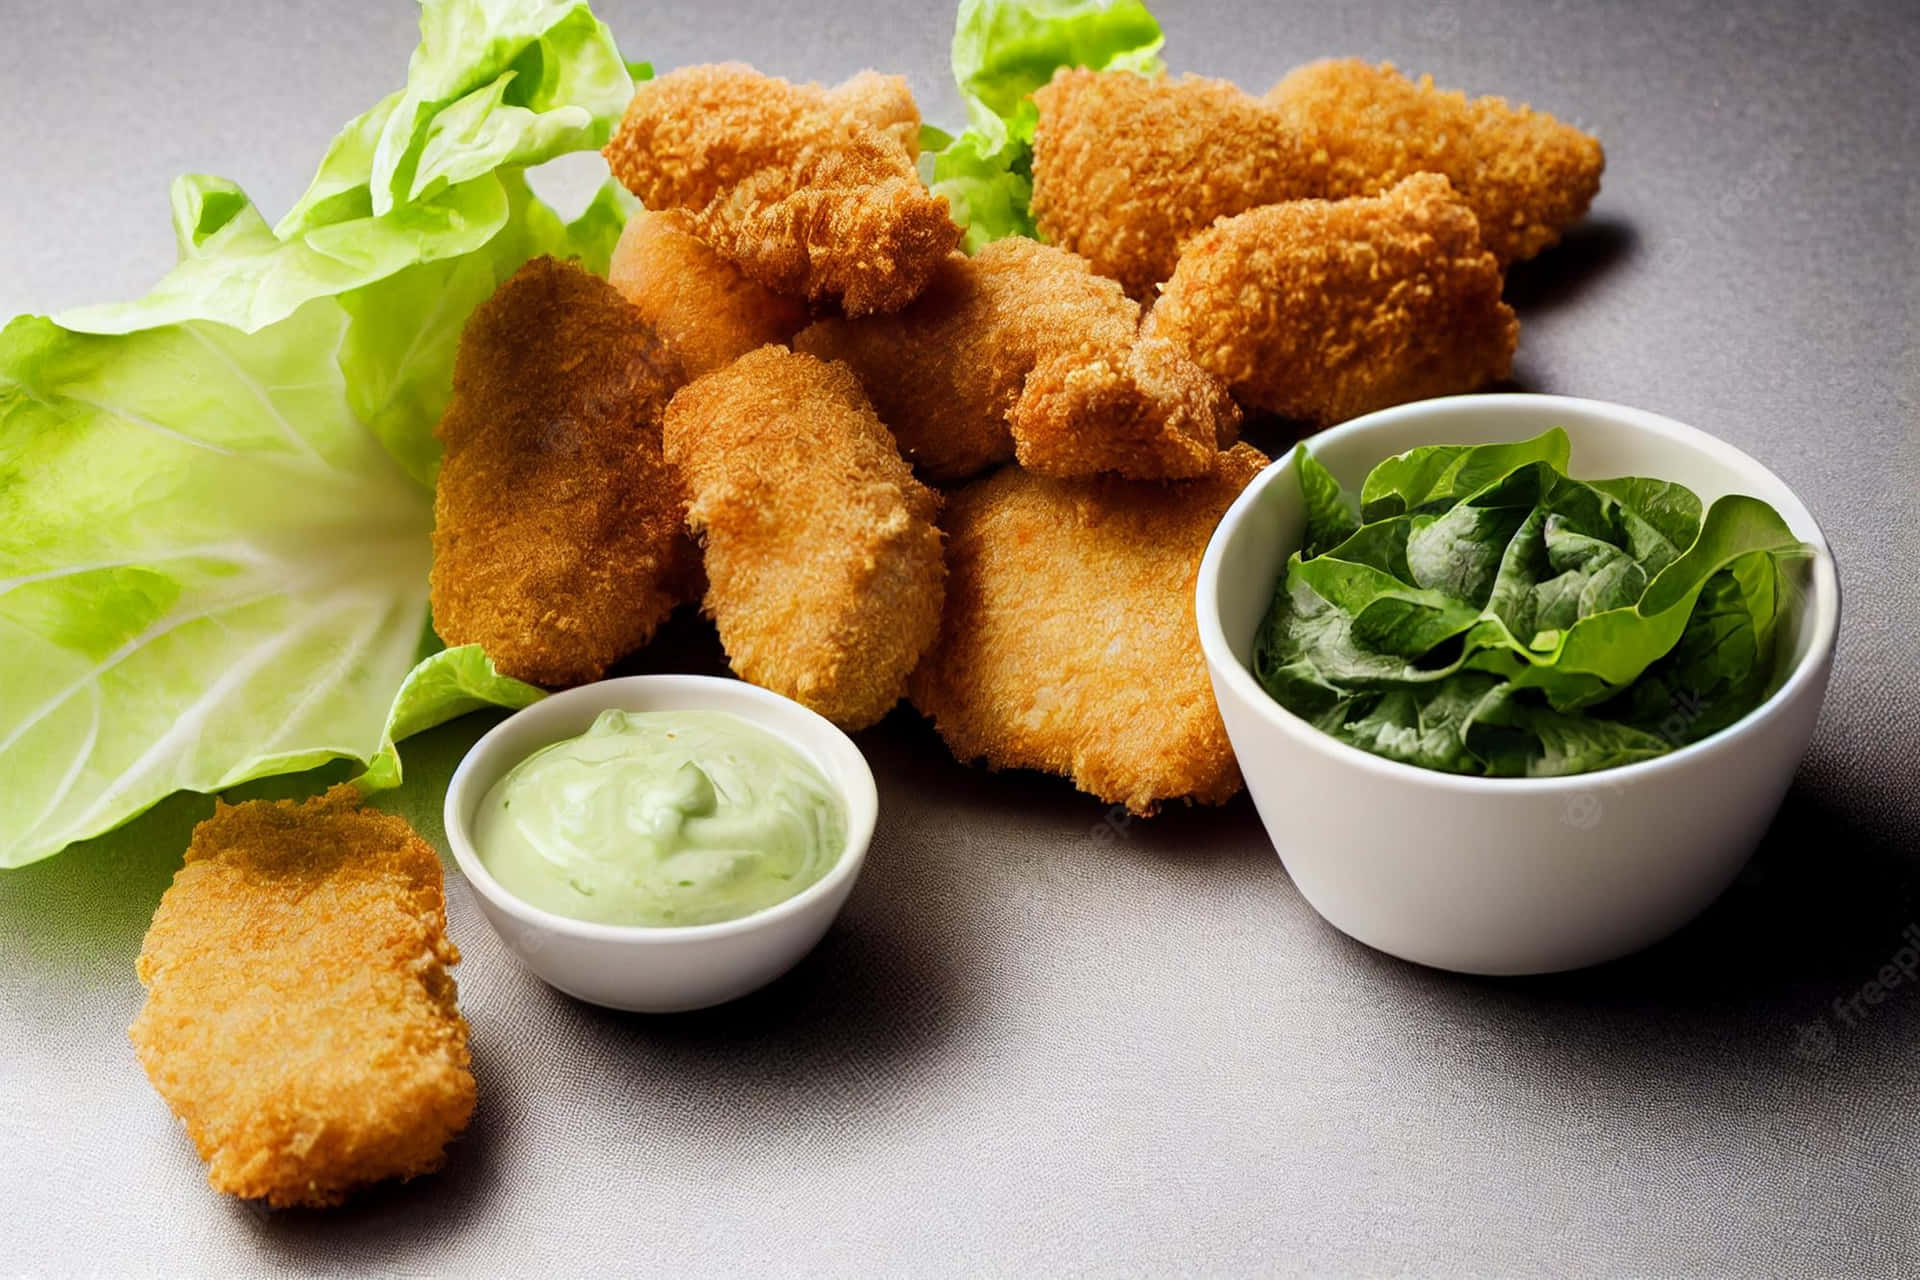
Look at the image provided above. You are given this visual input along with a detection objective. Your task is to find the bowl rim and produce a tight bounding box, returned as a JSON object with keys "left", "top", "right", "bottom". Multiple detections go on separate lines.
{"left": 1194, "top": 393, "right": 1843, "bottom": 793}
{"left": 443, "top": 673, "right": 878, "bottom": 943}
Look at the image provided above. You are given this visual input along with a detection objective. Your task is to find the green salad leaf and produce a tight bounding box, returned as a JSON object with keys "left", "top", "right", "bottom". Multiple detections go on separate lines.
{"left": 362, "top": 639, "right": 546, "bottom": 790}
{"left": 1253, "top": 432, "right": 1812, "bottom": 777}
{"left": 0, "top": 0, "right": 634, "bottom": 866}
{"left": 929, "top": 0, "right": 1164, "bottom": 250}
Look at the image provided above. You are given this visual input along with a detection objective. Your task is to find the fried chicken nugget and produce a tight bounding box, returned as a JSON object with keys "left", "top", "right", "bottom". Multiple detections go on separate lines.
{"left": 796, "top": 236, "right": 1239, "bottom": 483}
{"left": 1266, "top": 59, "right": 1605, "bottom": 266}
{"left": 1151, "top": 174, "right": 1518, "bottom": 427}
{"left": 429, "top": 256, "right": 691, "bottom": 688}
{"left": 129, "top": 786, "right": 473, "bottom": 1209}
{"left": 1031, "top": 69, "right": 1327, "bottom": 298}
{"left": 909, "top": 444, "right": 1267, "bottom": 815}
{"left": 608, "top": 209, "right": 809, "bottom": 381}
{"left": 603, "top": 64, "right": 960, "bottom": 316}
{"left": 663, "top": 347, "right": 945, "bottom": 730}
{"left": 828, "top": 68, "right": 924, "bottom": 153}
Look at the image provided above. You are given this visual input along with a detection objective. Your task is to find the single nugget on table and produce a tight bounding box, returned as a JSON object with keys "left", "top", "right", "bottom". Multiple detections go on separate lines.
{"left": 430, "top": 256, "right": 693, "bottom": 688}
{"left": 1266, "top": 59, "right": 1605, "bottom": 266}
{"left": 609, "top": 208, "right": 809, "bottom": 381}
{"left": 129, "top": 786, "right": 474, "bottom": 1209}
{"left": 604, "top": 63, "right": 960, "bottom": 316}
{"left": 663, "top": 347, "right": 945, "bottom": 730}
{"left": 909, "top": 444, "right": 1268, "bottom": 815}
{"left": 1031, "top": 69, "right": 1328, "bottom": 298}
{"left": 1151, "top": 173, "right": 1518, "bottom": 427}
{"left": 797, "top": 237, "right": 1239, "bottom": 483}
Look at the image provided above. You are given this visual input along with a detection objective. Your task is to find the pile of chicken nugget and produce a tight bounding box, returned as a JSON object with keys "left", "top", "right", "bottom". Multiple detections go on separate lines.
{"left": 431, "top": 57, "right": 1605, "bottom": 818}
{"left": 127, "top": 56, "right": 1604, "bottom": 1212}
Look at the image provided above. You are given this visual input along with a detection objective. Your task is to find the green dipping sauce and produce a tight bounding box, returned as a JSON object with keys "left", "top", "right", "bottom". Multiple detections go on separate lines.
{"left": 475, "top": 708, "right": 846, "bottom": 927}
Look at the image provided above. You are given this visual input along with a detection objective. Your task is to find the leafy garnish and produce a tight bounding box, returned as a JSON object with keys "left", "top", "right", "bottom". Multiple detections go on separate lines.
{"left": 928, "top": 0, "right": 1164, "bottom": 250}
{"left": 1253, "top": 432, "right": 1811, "bottom": 777}
{"left": 0, "top": 0, "right": 634, "bottom": 866}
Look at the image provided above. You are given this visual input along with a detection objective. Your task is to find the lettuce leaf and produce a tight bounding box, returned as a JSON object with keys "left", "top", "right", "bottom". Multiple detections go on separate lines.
{"left": 0, "top": 0, "right": 633, "bottom": 867}
{"left": 1253, "top": 431, "right": 1811, "bottom": 777}
{"left": 362, "top": 640, "right": 545, "bottom": 791}
{"left": 928, "top": 0, "right": 1164, "bottom": 250}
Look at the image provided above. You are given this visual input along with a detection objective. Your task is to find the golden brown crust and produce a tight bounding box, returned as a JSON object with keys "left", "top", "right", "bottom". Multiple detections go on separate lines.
{"left": 1030, "top": 62, "right": 1604, "bottom": 298}
{"left": 663, "top": 347, "right": 946, "bottom": 730}
{"left": 827, "top": 69, "right": 924, "bottom": 154}
{"left": 1031, "top": 69, "right": 1326, "bottom": 298}
{"left": 1151, "top": 174, "right": 1519, "bottom": 426}
{"left": 795, "top": 237, "right": 1238, "bottom": 483}
{"left": 428, "top": 256, "right": 692, "bottom": 688}
{"left": 603, "top": 63, "right": 960, "bottom": 315}
{"left": 1014, "top": 325, "right": 1239, "bottom": 481}
{"left": 1266, "top": 59, "right": 1605, "bottom": 265}
{"left": 129, "top": 786, "right": 474, "bottom": 1209}
{"left": 608, "top": 209, "right": 808, "bottom": 381}
{"left": 908, "top": 445, "right": 1267, "bottom": 815}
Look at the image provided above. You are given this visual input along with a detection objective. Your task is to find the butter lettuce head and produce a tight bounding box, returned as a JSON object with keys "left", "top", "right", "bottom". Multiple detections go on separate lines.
{"left": 0, "top": 0, "right": 636, "bottom": 866}
{"left": 928, "top": 0, "right": 1164, "bottom": 249}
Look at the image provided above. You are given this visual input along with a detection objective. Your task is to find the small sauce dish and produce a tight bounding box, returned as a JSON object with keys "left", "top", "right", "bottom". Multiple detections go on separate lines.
{"left": 444, "top": 675, "right": 878, "bottom": 1012}
{"left": 1196, "top": 394, "right": 1841, "bottom": 975}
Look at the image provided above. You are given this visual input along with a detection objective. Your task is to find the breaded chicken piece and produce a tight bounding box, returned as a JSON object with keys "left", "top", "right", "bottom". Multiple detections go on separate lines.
{"left": 1151, "top": 174, "right": 1518, "bottom": 426}
{"left": 1266, "top": 59, "right": 1605, "bottom": 265}
{"left": 1015, "top": 325, "right": 1241, "bottom": 481}
{"left": 604, "top": 63, "right": 960, "bottom": 316}
{"left": 796, "top": 237, "right": 1239, "bottom": 483}
{"left": 1031, "top": 69, "right": 1327, "bottom": 298}
{"left": 129, "top": 786, "right": 473, "bottom": 1209}
{"left": 663, "top": 347, "right": 945, "bottom": 729}
{"left": 909, "top": 445, "right": 1267, "bottom": 814}
{"left": 828, "top": 69, "right": 924, "bottom": 153}
{"left": 429, "top": 256, "right": 692, "bottom": 688}
{"left": 1031, "top": 63, "right": 1603, "bottom": 295}
{"left": 609, "top": 209, "right": 808, "bottom": 381}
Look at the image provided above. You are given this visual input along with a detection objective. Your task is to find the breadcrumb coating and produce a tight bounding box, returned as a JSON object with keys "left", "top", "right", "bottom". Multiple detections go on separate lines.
{"left": 796, "top": 237, "right": 1238, "bottom": 483}
{"left": 1015, "top": 324, "right": 1240, "bottom": 481}
{"left": 129, "top": 786, "right": 473, "bottom": 1209}
{"left": 1030, "top": 61, "right": 1604, "bottom": 297}
{"left": 608, "top": 209, "right": 808, "bottom": 381}
{"left": 429, "top": 257, "right": 692, "bottom": 688}
{"left": 604, "top": 63, "right": 960, "bottom": 315}
{"left": 909, "top": 445, "right": 1267, "bottom": 814}
{"left": 827, "top": 68, "right": 924, "bottom": 154}
{"left": 663, "top": 347, "right": 945, "bottom": 730}
{"left": 1031, "top": 69, "right": 1326, "bottom": 298}
{"left": 1266, "top": 59, "right": 1605, "bottom": 266}
{"left": 1152, "top": 174, "right": 1518, "bottom": 426}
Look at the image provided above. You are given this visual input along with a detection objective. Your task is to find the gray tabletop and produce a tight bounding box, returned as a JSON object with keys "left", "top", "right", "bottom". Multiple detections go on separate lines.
{"left": 3, "top": 0, "right": 1916, "bottom": 1274}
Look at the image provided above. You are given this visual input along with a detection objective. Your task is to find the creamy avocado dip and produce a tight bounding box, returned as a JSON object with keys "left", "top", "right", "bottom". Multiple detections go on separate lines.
{"left": 474, "top": 709, "right": 846, "bottom": 927}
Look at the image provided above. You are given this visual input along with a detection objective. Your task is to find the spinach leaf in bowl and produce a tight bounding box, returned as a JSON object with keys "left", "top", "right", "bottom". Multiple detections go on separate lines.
{"left": 1251, "top": 430, "right": 1811, "bottom": 778}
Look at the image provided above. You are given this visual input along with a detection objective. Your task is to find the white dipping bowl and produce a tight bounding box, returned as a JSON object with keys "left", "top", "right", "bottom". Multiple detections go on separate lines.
{"left": 444, "top": 675, "right": 877, "bottom": 1012}
{"left": 1197, "top": 395, "right": 1840, "bottom": 975}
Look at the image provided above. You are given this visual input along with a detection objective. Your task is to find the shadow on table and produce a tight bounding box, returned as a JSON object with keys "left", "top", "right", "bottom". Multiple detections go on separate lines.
{"left": 1503, "top": 217, "right": 1636, "bottom": 315}
{"left": 1321, "top": 766, "right": 1920, "bottom": 1095}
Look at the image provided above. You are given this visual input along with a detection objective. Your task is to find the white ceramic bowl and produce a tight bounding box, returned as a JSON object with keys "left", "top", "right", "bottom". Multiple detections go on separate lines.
{"left": 1197, "top": 394, "right": 1840, "bottom": 975}
{"left": 444, "top": 675, "right": 878, "bottom": 1012}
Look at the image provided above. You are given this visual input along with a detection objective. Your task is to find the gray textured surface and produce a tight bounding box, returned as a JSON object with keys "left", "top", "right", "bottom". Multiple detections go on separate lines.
{"left": 2, "top": 0, "right": 1917, "bottom": 1274}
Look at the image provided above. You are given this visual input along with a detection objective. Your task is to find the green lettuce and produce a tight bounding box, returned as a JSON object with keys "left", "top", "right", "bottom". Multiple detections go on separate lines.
{"left": 927, "top": 0, "right": 1164, "bottom": 250}
{"left": 1253, "top": 431, "right": 1812, "bottom": 777}
{"left": 0, "top": 0, "right": 636, "bottom": 867}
